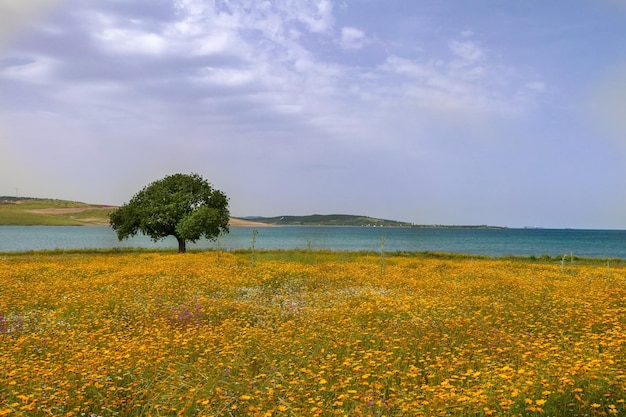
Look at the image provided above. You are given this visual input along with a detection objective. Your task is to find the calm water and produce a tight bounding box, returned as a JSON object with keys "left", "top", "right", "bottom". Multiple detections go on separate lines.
{"left": 1, "top": 226, "right": 626, "bottom": 258}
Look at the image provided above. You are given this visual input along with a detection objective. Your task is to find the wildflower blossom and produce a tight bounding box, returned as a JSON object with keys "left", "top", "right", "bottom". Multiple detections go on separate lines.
{"left": 1, "top": 252, "right": 625, "bottom": 415}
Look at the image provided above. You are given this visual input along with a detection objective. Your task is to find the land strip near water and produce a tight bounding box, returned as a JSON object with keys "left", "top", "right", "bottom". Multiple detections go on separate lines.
{"left": 1, "top": 197, "right": 507, "bottom": 228}
{"left": 241, "top": 214, "right": 414, "bottom": 227}
{"left": 0, "top": 197, "right": 413, "bottom": 227}
{"left": 0, "top": 198, "right": 276, "bottom": 227}
{"left": 1, "top": 250, "right": 625, "bottom": 416}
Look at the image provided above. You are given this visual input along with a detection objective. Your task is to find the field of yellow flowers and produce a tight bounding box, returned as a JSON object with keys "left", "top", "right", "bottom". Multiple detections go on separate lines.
{"left": 1, "top": 250, "right": 626, "bottom": 416}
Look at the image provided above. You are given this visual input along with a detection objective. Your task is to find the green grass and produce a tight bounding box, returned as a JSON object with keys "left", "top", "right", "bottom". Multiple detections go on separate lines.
{"left": 0, "top": 210, "right": 79, "bottom": 225}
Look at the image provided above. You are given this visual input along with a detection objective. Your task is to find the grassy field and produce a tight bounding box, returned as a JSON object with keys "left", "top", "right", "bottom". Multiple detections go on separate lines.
{"left": 1, "top": 250, "right": 626, "bottom": 416}
{"left": 0, "top": 198, "right": 114, "bottom": 226}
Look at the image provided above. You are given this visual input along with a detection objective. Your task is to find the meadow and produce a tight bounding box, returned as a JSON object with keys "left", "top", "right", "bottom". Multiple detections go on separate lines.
{"left": 1, "top": 250, "right": 625, "bottom": 416}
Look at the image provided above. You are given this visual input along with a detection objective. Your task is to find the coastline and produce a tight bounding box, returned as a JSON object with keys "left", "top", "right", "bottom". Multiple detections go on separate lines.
{"left": 228, "top": 218, "right": 273, "bottom": 227}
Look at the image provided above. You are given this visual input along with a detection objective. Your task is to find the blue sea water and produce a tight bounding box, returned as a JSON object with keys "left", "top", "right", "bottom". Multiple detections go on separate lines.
{"left": 1, "top": 226, "right": 626, "bottom": 258}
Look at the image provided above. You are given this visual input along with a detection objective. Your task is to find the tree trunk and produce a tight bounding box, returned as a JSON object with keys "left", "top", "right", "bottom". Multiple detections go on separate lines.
{"left": 176, "top": 237, "right": 187, "bottom": 253}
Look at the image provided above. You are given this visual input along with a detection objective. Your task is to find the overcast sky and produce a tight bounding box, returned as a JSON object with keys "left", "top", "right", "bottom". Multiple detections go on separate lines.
{"left": 1, "top": 0, "right": 626, "bottom": 228}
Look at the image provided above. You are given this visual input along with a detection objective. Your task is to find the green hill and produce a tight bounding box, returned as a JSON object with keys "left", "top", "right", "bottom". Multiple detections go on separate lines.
{"left": 0, "top": 199, "right": 412, "bottom": 227}
{"left": 0, "top": 197, "right": 115, "bottom": 226}
{"left": 1, "top": 198, "right": 506, "bottom": 229}
{"left": 242, "top": 214, "right": 413, "bottom": 227}
{"left": 1, "top": 198, "right": 412, "bottom": 227}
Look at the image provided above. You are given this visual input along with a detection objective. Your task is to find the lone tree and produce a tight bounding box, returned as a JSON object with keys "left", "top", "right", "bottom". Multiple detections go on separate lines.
{"left": 109, "top": 173, "right": 229, "bottom": 253}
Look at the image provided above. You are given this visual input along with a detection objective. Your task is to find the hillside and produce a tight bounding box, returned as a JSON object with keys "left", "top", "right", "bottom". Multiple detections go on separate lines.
{"left": 0, "top": 198, "right": 413, "bottom": 227}
{"left": 1, "top": 198, "right": 507, "bottom": 228}
{"left": 0, "top": 197, "right": 115, "bottom": 226}
{"left": 241, "top": 214, "right": 413, "bottom": 227}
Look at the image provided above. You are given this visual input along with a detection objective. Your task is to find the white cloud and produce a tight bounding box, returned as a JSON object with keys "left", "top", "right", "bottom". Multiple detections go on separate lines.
{"left": 56, "top": 2, "right": 544, "bottom": 152}
{"left": 380, "top": 55, "right": 434, "bottom": 79}
{"left": 0, "top": 55, "right": 57, "bottom": 84}
{"left": 448, "top": 39, "right": 485, "bottom": 62}
{"left": 174, "top": 0, "right": 207, "bottom": 18}
{"left": 89, "top": 0, "right": 335, "bottom": 66}
{"left": 96, "top": 28, "right": 167, "bottom": 55}
{"left": 379, "top": 53, "right": 498, "bottom": 115}
{"left": 188, "top": 32, "right": 239, "bottom": 55}
{"left": 339, "top": 26, "right": 365, "bottom": 50}
{"left": 0, "top": 0, "right": 555, "bottom": 214}
{"left": 194, "top": 67, "right": 255, "bottom": 87}
{"left": 286, "top": 0, "right": 334, "bottom": 34}
{"left": 4, "top": 1, "right": 543, "bottom": 138}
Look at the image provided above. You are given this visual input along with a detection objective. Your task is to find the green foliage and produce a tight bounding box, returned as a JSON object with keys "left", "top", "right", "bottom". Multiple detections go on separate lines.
{"left": 109, "top": 173, "right": 229, "bottom": 253}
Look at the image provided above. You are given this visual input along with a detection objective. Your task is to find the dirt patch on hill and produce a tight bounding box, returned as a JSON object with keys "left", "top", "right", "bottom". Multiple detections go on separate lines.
{"left": 229, "top": 218, "right": 272, "bottom": 227}
{"left": 26, "top": 207, "right": 112, "bottom": 225}
{"left": 27, "top": 208, "right": 269, "bottom": 227}
{"left": 28, "top": 208, "right": 96, "bottom": 215}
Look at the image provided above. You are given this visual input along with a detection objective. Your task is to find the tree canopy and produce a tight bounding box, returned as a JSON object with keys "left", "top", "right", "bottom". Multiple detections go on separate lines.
{"left": 109, "top": 173, "right": 229, "bottom": 253}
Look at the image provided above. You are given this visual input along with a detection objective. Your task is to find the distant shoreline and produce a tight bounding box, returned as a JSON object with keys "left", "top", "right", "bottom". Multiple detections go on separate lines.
{"left": 227, "top": 222, "right": 507, "bottom": 229}
{"left": 1, "top": 197, "right": 505, "bottom": 229}
{"left": 228, "top": 218, "right": 273, "bottom": 227}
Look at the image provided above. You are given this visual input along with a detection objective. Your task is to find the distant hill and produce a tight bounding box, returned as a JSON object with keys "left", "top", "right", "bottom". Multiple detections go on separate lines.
{"left": 240, "top": 214, "right": 413, "bottom": 227}
{"left": 1, "top": 197, "right": 504, "bottom": 228}
{"left": 238, "top": 215, "right": 506, "bottom": 228}
{"left": 2, "top": 198, "right": 409, "bottom": 227}
{"left": 0, "top": 199, "right": 410, "bottom": 227}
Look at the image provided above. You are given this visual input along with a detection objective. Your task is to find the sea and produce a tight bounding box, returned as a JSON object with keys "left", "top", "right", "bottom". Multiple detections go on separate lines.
{"left": 1, "top": 225, "right": 626, "bottom": 258}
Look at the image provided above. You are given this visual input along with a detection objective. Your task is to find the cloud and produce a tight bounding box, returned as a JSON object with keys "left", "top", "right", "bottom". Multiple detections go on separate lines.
{"left": 0, "top": 0, "right": 553, "bottom": 215}
{"left": 0, "top": 2, "right": 547, "bottom": 162}
{"left": 281, "top": 0, "right": 334, "bottom": 34}
{"left": 96, "top": 28, "right": 167, "bottom": 55}
{"left": 0, "top": 55, "right": 57, "bottom": 83}
{"left": 340, "top": 26, "right": 366, "bottom": 50}
{"left": 376, "top": 38, "right": 536, "bottom": 118}
{"left": 448, "top": 39, "right": 485, "bottom": 62}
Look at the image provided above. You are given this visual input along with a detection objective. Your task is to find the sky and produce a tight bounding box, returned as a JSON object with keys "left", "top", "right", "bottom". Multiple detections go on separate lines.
{"left": 1, "top": 0, "right": 626, "bottom": 228}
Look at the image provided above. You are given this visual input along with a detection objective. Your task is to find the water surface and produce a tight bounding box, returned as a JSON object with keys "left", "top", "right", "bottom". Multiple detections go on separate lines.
{"left": 1, "top": 226, "right": 625, "bottom": 258}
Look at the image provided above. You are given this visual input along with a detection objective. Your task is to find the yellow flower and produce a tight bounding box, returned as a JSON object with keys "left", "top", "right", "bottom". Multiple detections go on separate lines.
{"left": 3, "top": 252, "right": 626, "bottom": 416}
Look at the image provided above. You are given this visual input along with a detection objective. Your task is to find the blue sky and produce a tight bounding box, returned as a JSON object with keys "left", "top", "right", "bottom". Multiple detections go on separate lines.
{"left": 1, "top": 0, "right": 626, "bottom": 228}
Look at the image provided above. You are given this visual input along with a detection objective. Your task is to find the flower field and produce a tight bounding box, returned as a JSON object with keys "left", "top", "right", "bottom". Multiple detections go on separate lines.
{"left": 1, "top": 250, "right": 626, "bottom": 416}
